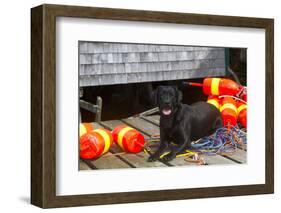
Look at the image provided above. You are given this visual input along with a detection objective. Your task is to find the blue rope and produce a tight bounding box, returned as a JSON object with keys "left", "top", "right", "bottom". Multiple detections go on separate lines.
{"left": 191, "top": 126, "right": 247, "bottom": 155}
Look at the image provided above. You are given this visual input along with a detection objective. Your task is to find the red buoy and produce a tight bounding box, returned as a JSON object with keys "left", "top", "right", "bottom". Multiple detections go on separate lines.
{"left": 207, "top": 95, "right": 220, "bottom": 110}
{"left": 220, "top": 97, "right": 238, "bottom": 127}
{"left": 203, "top": 78, "right": 240, "bottom": 96}
{"left": 239, "top": 87, "right": 247, "bottom": 102}
{"left": 237, "top": 101, "right": 247, "bottom": 128}
{"left": 112, "top": 125, "right": 145, "bottom": 153}
{"left": 80, "top": 123, "right": 94, "bottom": 137}
{"left": 80, "top": 128, "right": 113, "bottom": 159}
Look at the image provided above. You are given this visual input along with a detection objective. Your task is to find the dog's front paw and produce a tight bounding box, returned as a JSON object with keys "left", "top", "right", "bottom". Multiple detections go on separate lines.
{"left": 162, "top": 152, "right": 176, "bottom": 162}
{"left": 147, "top": 154, "right": 159, "bottom": 162}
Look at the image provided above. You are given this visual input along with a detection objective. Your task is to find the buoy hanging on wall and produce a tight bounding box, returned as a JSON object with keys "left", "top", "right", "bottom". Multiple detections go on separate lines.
{"left": 220, "top": 97, "right": 238, "bottom": 127}
{"left": 207, "top": 95, "right": 220, "bottom": 110}
{"left": 112, "top": 125, "right": 145, "bottom": 153}
{"left": 80, "top": 128, "right": 113, "bottom": 159}
{"left": 237, "top": 101, "right": 247, "bottom": 128}
{"left": 203, "top": 78, "right": 241, "bottom": 96}
{"left": 80, "top": 123, "right": 94, "bottom": 137}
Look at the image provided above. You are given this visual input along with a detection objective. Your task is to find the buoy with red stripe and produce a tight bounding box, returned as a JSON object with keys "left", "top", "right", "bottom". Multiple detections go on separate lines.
{"left": 237, "top": 101, "right": 247, "bottom": 128}
{"left": 203, "top": 78, "right": 241, "bottom": 96}
{"left": 80, "top": 128, "right": 113, "bottom": 159}
{"left": 220, "top": 97, "right": 238, "bottom": 127}
{"left": 80, "top": 123, "right": 94, "bottom": 137}
{"left": 112, "top": 125, "right": 145, "bottom": 153}
{"left": 207, "top": 95, "right": 220, "bottom": 110}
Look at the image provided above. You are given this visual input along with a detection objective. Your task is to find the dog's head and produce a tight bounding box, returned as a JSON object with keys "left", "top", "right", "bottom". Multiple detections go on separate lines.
{"left": 152, "top": 86, "right": 183, "bottom": 117}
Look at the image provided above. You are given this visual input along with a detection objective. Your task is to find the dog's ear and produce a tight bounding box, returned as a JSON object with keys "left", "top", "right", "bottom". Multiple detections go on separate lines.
{"left": 151, "top": 87, "right": 159, "bottom": 106}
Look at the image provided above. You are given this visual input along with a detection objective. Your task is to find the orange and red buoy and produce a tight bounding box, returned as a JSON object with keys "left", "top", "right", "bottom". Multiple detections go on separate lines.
{"left": 112, "top": 125, "right": 145, "bottom": 153}
{"left": 80, "top": 123, "right": 94, "bottom": 137}
{"left": 239, "top": 87, "right": 247, "bottom": 102}
{"left": 80, "top": 128, "right": 113, "bottom": 159}
{"left": 237, "top": 101, "right": 247, "bottom": 128}
{"left": 220, "top": 97, "right": 238, "bottom": 127}
{"left": 207, "top": 95, "right": 220, "bottom": 110}
{"left": 185, "top": 78, "right": 241, "bottom": 96}
{"left": 202, "top": 78, "right": 241, "bottom": 96}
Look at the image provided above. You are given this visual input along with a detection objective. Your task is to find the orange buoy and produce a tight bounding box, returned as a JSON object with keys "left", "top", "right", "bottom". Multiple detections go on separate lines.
{"left": 220, "top": 97, "right": 238, "bottom": 127}
{"left": 80, "top": 123, "right": 94, "bottom": 137}
{"left": 203, "top": 78, "right": 240, "bottom": 96}
{"left": 239, "top": 87, "right": 247, "bottom": 102}
{"left": 237, "top": 101, "right": 247, "bottom": 128}
{"left": 80, "top": 128, "right": 113, "bottom": 159}
{"left": 112, "top": 125, "right": 145, "bottom": 153}
{"left": 207, "top": 95, "right": 220, "bottom": 110}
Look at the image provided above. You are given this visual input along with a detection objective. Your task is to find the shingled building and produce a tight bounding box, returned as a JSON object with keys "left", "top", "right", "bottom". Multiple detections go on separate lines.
{"left": 79, "top": 42, "right": 227, "bottom": 87}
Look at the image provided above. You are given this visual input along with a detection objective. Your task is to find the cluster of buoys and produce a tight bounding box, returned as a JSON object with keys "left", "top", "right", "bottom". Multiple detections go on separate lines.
{"left": 79, "top": 123, "right": 145, "bottom": 159}
{"left": 208, "top": 95, "right": 247, "bottom": 128}
{"left": 186, "top": 77, "right": 247, "bottom": 128}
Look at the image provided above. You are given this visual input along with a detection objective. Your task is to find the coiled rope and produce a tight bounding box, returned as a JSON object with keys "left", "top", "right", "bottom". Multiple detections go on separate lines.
{"left": 144, "top": 126, "right": 246, "bottom": 163}
{"left": 191, "top": 126, "right": 247, "bottom": 155}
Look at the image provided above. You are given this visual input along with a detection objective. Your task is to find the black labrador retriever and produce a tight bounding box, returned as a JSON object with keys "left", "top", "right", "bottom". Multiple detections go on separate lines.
{"left": 148, "top": 85, "right": 223, "bottom": 162}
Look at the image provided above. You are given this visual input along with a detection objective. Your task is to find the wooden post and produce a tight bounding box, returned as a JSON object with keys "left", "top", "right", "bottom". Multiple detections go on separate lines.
{"left": 79, "top": 97, "right": 103, "bottom": 122}
{"left": 79, "top": 88, "right": 84, "bottom": 98}
{"left": 95, "top": 96, "right": 102, "bottom": 122}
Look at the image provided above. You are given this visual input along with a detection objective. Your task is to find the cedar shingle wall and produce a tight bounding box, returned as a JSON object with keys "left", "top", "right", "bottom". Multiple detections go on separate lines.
{"left": 79, "top": 42, "right": 226, "bottom": 86}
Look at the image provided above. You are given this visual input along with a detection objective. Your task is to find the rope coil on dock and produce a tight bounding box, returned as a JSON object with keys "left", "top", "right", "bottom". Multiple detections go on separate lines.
{"left": 191, "top": 126, "right": 246, "bottom": 155}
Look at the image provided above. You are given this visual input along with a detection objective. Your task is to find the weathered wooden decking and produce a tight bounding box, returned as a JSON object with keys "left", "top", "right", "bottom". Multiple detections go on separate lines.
{"left": 79, "top": 115, "right": 247, "bottom": 170}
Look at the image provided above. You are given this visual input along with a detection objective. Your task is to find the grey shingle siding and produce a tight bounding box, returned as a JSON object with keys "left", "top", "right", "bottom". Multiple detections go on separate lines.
{"left": 79, "top": 42, "right": 226, "bottom": 87}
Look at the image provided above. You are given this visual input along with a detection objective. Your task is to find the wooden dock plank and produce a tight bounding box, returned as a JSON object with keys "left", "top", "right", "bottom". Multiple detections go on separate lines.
{"left": 140, "top": 115, "right": 160, "bottom": 126}
{"left": 92, "top": 122, "right": 104, "bottom": 129}
{"left": 79, "top": 159, "right": 92, "bottom": 170}
{"left": 202, "top": 155, "right": 236, "bottom": 165}
{"left": 122, "top": 153, "right": 166, "bottom": 168}
{"left": 168, "top": 156, "right": 197, "bottom": 166}
{"left": 123, "top": 117, "right": 160, "bottom": 137}
{"left": 222, "top": 149, "right": 247, "bottom": 163}
{"left": 87, "top": 153, "right": 132, "bottom": 169}
{"left": 165, "top": 152, "right": 236, "bottom": 166}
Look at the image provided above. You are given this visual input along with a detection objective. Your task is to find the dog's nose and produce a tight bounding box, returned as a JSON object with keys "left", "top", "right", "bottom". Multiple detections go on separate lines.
{"left": 162, "top": 96, "right": 171, "bottom": 103}
{"left": 163, "top": 100, "right": 171, "bottom": 106}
